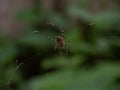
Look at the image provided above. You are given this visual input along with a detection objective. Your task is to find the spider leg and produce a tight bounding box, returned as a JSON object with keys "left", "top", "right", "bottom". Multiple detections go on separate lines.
{"left": 55, "top": 45, "right": 57, "bottom": 51}
{"left": 48, "top": 36, "right": 54, "bottom": 41}
{"left": 60, "top": 50, "right": 63, "bottom": 56}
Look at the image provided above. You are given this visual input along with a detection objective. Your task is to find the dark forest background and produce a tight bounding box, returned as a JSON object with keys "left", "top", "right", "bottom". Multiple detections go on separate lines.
{"left": 0, "top": 0, "right": 120, "bottom": 90}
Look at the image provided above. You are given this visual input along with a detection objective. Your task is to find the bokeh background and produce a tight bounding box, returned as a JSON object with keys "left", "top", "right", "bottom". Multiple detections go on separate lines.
{"left": 0, "top": 0, "right": 120, "bottom": 90}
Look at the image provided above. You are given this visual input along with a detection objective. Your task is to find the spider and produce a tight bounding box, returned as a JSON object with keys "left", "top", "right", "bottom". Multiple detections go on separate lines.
{"left": 48, "top": 26, "right": 67, "bottom": 55}
{"left": 34, "top": 22, "right": 67, "bottom": 55}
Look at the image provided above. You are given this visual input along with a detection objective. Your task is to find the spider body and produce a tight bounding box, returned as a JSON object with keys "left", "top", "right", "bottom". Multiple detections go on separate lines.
{"left": 55, "top": 36, "right": 65, "bottom": 50}
{"left": 49, "top": 34, "right": 67, "bottom": 55}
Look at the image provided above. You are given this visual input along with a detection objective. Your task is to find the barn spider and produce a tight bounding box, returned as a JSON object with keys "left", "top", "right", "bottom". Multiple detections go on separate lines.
{"left": 48, "top": 25, "right": 67, "bottom": 55}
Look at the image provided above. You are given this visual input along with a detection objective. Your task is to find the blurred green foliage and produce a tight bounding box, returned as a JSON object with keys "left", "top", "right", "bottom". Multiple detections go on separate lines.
{"left": 0, "top": 0, "right": 120, "bottom": 90}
